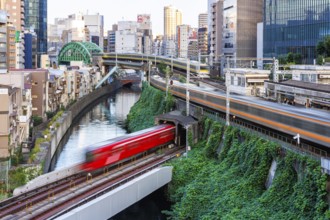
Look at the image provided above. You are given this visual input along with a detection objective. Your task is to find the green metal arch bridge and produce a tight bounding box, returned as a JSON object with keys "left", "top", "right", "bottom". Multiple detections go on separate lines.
{"left": 58, "top": 42, "right": 103, "bottom": 65}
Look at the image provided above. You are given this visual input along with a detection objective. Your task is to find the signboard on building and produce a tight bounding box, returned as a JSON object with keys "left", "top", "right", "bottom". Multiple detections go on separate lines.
{"left": 0, "top": 88, "right": 8, "bottom": 95}
{"left": 0, "top": 10, "right": 7, "bottom": 24}
{"left": 15, "top": 31, "right": 21, "bottom": 43}
{"left": 137, "top": 14, "right": 150, "bottom": 23}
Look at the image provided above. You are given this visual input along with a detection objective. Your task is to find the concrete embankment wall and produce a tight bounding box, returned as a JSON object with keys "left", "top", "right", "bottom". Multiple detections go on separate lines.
{"left": 42, "top": 82, "right": 122, "bottom": 173}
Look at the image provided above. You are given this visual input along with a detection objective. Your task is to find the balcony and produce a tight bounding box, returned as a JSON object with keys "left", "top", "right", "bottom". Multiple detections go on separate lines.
{"left": 19, "top": 116, "right": 28, "bottom": 123}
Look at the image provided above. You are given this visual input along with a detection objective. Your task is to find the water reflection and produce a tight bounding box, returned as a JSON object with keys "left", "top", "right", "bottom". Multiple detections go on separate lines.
{"left": 55, "top": 87, "right": 140, "bottom": 170}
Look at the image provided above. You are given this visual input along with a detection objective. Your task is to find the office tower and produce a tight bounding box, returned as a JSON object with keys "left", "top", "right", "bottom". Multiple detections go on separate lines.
{"left": 210, "top": 0, "right": 223, "bottom": 64}
{"left": 0, "top": 10, "right": 7, "bottom": 72}
{"left": 264, "top": 0, "right": 330, "bottom": 64}
{"left": 84, "top": 13, "right": 104, "bottom": 49}
{"left": 223, "top": 0, "right": 263, "bottom": 59}
{"left": 207, "top": 0, "right": 217, "bottom": 54}
{"left": 164, "top": 5, "right": 182, "bottom": 41}
{"left": 198, "top": 13, "right": 208, "bottom": 29}
{"left": 4, "top": 0, "right": 24, "bottom": 31}
{"left": 137, "top": 14, "right": 153, "bottom": 54}
{"left": 177, "top": 25, "right": 190, "bottom": 58}
{"left": 198, "top": 27, "right": 208, "bottom": 57}
{"left": 24, "top": 31, "right": 37, "bottom": 68}
{"left": 107, "top": 30, "right": 116, "bottom": 53}
{"left": 25, "top": 0, "right": 47, "bottom": 67}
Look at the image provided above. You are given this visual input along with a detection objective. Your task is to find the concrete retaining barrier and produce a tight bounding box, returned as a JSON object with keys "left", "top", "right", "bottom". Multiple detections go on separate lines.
{"left": 42, "top": 81, "right": 122, "bottom": 173}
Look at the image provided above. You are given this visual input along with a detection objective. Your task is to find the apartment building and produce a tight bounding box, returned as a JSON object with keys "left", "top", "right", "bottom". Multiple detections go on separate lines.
{"left": 177, "top": 25, "right": 190, "bottom": 58}
{"left": 10, "top": 69, "right": 49, "bottom": 119}
{"left": 6, "top": 24, "right": 15, "bottom": 69}
{"left": 0, "top": 10, "right": 7, "bottom": 72}
{"left": 0, "top": 71, "right": 33, "bottom": 146}
{"left": 0, "top": 84, "right": 21, "bottom": 158}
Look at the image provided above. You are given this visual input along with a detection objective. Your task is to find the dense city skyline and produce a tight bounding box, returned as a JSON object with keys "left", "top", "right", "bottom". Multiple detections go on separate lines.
{"left": 48, "top": 0, "right": 207, "bottom": 36}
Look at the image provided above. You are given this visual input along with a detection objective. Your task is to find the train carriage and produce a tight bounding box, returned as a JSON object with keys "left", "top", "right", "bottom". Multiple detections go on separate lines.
{"left": 151, "top": 77, "right": 330, "bottom": 148}
{"left": 81, "top": 124, "right": 175, "bottom": 171}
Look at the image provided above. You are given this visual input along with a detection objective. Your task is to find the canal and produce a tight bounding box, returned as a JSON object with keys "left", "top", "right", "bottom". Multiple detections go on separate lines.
{"left": 54, "top": 86, "right": 170, "bottom": 219}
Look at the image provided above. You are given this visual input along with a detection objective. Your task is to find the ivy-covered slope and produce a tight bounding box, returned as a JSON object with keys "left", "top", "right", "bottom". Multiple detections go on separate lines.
{"left": 125, "top": 85, "right": 329, "bottom": 219}
{"left": 126, "top": 82, "right": 175, "bottom": 132}
{"left": 165, "top": 118, "right": 329, "bottom": 220}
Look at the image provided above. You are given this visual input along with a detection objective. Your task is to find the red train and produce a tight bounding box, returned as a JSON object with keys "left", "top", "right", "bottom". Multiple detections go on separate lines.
{"left": 81, "top": 124, "right": 176, "bottom": 171}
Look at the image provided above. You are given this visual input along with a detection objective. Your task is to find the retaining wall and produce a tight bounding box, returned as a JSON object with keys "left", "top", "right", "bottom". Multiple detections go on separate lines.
{"left": 42, "top": 81, "right": 122, "bottom": 173}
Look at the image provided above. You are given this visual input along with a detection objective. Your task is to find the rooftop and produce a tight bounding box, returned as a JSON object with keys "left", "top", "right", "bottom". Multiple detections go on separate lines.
{"left": 290, "top": 65, "right": 330, "bottom": 71}
{"left": 269, "top": 80, "right": 330, "bottom": 93}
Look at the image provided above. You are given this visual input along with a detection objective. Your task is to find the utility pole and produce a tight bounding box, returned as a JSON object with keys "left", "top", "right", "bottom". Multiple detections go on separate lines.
{"left": 226, "top": 57, "right": 230, "bottom": 126}
{"left": 148, "top": 61, "right": 152, "bottom": 86}
{"left": 165, "top": 66, "right": 170, "bottom": 98}
{"left": 186, "top": 58, "right": 190, "bottom": 117}
{"left": 186, "top": 59, "right": 190, "bottom": 158}
{"left": 171, "top": 55, "right": 173, "bottom": 73}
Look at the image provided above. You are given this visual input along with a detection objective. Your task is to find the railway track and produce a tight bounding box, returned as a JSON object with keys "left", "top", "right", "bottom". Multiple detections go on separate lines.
{"left": 0, "top": 146, "right": 184, "bottom": 220}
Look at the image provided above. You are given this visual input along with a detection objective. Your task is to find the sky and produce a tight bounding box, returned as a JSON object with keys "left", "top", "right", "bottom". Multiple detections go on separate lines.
{"left": 48, "top": 0, "right": 207, "bottom": 36}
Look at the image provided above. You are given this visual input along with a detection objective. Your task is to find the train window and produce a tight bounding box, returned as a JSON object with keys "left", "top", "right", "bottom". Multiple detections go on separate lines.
{"left": 86, "top": 152, "right": 94, "bottom": 162}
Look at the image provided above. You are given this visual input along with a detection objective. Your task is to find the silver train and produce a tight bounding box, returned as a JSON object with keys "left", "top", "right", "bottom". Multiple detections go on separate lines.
{"left": 151, "top": 77, "right": 330, "bottom": 148}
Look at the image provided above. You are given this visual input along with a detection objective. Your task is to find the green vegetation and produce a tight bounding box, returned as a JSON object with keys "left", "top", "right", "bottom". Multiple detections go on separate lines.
{"left": 125, "top": 82, "right": 175, "bottom": 132}
{"left": 0, "top": 165, "right": 42, "bottom": 199}
{"left": 32, "top": 115, "right": 43, "bottom": 126}
{"left": 317, "top": 36, "right": 330, "bottom": 58}
{"left": 278, "top": 52, "right": 302, "bottom": 65}
{"left": 316, "top": 36, "right": 330, "bottom": 65}
{"left": 11, "top": 147, "right": 23, "bottom": 166}
{"left": 46, "top": 111, "right": 56, "bottom": 120}
{"left": 125, "top": 85, "right": 329, "bottom": 219}
{"left": 165, "top": 119, "right": 329, "bottom": 220}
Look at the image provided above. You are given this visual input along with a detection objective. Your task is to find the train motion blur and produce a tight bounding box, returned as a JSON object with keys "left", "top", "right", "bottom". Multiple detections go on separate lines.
{"left": 81, "top": 124, "right": 176, "bottom": 171}
{"left": 151, "top": 77, "right": 330, "bottom": 148}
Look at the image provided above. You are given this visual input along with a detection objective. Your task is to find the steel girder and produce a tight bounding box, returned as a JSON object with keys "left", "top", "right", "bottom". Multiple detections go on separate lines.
{"left": 58, "top": 42, "right": 102, "bottom": 65}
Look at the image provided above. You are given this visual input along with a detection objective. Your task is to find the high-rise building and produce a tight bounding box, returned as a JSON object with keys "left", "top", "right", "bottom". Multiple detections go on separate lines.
{"left": 107, "top": 30, "right": 116, "bottom": 53}
{"left": 177, "top": 24, "right": 190, "bottom": 58}
{"left": 25, "top": 0, "right": 47, "bottom": 67}
{"left": 7, "top": 24, "right": 15, "bottom": 69}
{"left": 24, "top": 31, "right": 37, "bottom": 68}
{"left": 198, "top": 13, "right": 208, "bottom": 29}
{"left": 0, "top": 10, "right": 7, "bottom": 72}
{"left": 153, "top": 35, "right": 163, "bottom": 55}
{"left": 137, "top": 14, "right": 153, "bottom": 54}
{"left": 263, "top": 0, "right": 330, "bottom": 64}
{"left": 4, "top": 0, "right": 25, "bottom": 31}
{"left": 210, "top": 0, "right": 223, "bottom": 64}
{"left": 198, "top": 27, "right": 208, "bottom": 57}
{"left": 188, "top": 39, "right": 198, "bottom": 60}
{"left": 164, "top": 5, "right": 182, "bottom": 41}
{"left": 223, "top": 0, "right": 263, "bottom": 59}
{"left": 207, "top": 0, "right": 217, "bottom": 55}
{"left": 84, "top": 13, "right": 104, "bottom": 49}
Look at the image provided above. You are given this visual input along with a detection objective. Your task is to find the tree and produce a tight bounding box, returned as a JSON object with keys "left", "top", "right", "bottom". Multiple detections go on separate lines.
{"left": 316, "top": 36, "right": 330, "bottom": 57}
{"left": 293, "top": 53, "right": 302, "bottom": 64}
{"left": 287, "top": 52, "right": 294, "bottom": 63}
